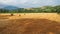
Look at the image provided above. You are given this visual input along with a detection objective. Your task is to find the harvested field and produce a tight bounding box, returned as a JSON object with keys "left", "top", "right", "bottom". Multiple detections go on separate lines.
{"left": 0, "top": 19, "right": 60, "bottom": 34}
{"left": 0, "top": 13, "right": 60, "bottom": 34}
{"left": 8, "top": 13, "right": 60, "bottom": 22}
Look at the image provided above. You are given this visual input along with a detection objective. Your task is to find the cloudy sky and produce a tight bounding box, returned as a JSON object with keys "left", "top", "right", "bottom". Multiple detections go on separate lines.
{"left": 0, "top": 0, "right": 60, "bottom": 8}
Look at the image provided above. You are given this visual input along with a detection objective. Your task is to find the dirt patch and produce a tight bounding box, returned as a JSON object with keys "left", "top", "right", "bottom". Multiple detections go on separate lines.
{"left": 0, "top": 15, "right": 11, "bottom": 19}
{"left": 0, "top": 19, "right": 60, "bottom": 34}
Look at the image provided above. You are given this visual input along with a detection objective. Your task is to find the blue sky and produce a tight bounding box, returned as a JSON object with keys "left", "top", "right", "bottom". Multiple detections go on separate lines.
{"left": 0, "top": 0, "right": 60, "bottom": 8}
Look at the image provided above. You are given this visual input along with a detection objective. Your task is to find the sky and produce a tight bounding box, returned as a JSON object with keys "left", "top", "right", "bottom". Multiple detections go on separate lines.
{"left": 0, "top": 0, "right": 60, "bottom": 8}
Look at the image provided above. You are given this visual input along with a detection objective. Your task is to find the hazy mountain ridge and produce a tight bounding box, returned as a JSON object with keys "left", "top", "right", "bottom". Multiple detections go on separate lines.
{"left": 0, "top": 4, "right": 60, "bottom": 13}
{"left": 0, "top": 4, "right": 19, "bottom": 10}
{"left": 4, "top": 6, "right": 19, "bottom": 10}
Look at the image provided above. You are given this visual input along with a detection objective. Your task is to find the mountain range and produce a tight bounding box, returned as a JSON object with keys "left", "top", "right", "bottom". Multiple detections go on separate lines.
{"left": 0, "top": 4, "right": 19, "bottom": 10}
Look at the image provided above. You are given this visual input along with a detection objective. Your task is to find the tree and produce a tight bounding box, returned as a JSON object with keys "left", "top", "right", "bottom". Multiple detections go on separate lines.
{"left": 54, "top": 5, "right": 60, "bottom": 13}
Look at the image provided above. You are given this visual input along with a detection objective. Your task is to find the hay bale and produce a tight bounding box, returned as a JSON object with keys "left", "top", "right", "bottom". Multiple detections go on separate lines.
{"left": 11, "top": 14, "right": 14, "bottom": 16}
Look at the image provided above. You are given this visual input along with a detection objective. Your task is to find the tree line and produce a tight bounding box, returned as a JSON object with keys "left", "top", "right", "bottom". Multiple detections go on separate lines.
{"left": 0, "top": 5, "right": 60, "bottom": 13}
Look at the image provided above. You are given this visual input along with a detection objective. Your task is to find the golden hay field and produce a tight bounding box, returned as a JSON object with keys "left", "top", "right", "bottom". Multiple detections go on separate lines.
{"left": 2, "top": 13, "right": 59, "bottom": 22}
{"left": 0, "top": 13, "right": 60, "bottom": 34}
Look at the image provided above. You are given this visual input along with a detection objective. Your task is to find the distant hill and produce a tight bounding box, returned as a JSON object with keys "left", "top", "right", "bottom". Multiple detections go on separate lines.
{"left": 4, "top": 6, "right": 19, "bottom": 10}
{"left": 0, "top": 4, "right": 60, "bottom": 13}
{"left": 0, "top": 4, "right": 19, "bottom": 10}
{"left": 0, "top": 4, "right": 7, "bottom": 8}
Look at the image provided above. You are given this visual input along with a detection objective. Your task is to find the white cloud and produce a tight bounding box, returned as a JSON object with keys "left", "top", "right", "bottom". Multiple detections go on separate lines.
{"left": 0, "top": 0, "right": 60, "bottom": 8}
{"left": 0, "top": 0, "right": 17, "bottom": 5}
{"left": 0, "top": 0, "right": 30, "bottom": 5}
{"left": 0, "top": 0, "right": 58, "bottom": 5}
{"left": 18, "top": 0, "right": 28, "bottom": 4}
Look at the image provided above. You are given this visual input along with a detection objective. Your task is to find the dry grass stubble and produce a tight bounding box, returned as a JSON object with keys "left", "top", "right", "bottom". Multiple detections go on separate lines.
{"left": 0, "top": 19, "right": 60, "bottom": 34}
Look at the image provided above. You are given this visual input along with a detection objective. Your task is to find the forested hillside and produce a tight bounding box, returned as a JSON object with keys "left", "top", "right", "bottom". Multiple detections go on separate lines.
{"left": 0, "top": 5, "right": 60, "bottom": 13}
